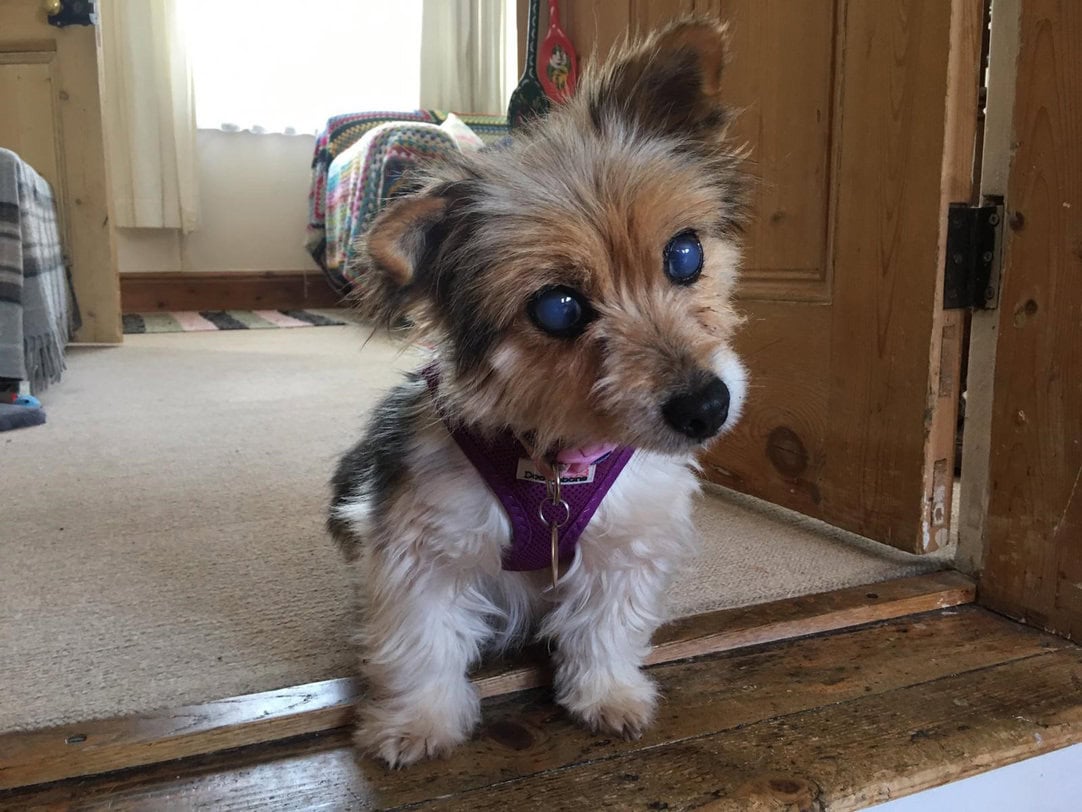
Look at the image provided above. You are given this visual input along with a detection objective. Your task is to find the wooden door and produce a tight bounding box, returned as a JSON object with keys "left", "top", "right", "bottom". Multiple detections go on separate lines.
{"left": 545, "top": 0, "right": 983, "bottom": 553}
{"left": 976, "top": 0, "right": 1082, "bottom": 639}
{"left": 0, "top": 0, "right": 121, "bottom": 343}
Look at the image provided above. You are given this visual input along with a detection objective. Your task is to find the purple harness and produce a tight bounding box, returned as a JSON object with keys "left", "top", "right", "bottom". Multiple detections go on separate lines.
{"left": 423, "top": 368, "right": 635, "bottom": 571}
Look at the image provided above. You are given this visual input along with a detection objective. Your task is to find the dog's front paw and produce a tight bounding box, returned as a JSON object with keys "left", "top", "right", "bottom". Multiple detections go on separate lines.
{"left": 561, "top": 673, "right": 659, "bottom": 740}
{"left": 356, "top": 692, "right": 480, "bottom": 768}
{"left": 357, "top": 723, "right": 466, "bottom": 768}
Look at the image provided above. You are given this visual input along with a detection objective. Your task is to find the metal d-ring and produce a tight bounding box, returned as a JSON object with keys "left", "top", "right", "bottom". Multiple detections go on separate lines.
{"left": 539, "top": 498, "right": 570, "bottom": 528}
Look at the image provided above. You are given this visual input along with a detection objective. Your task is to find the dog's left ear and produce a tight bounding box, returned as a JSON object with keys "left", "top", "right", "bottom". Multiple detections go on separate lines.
{"left": 588, "top": 17, "right": 730, "bottom": 146}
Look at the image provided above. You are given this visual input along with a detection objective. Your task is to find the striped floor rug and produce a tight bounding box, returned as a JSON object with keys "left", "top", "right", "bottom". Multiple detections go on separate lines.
{"left": 123, "top": 309, "right": 345, "bottom": 335}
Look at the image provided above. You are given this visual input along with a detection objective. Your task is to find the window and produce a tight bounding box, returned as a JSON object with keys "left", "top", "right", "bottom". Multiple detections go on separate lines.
{"left": 181, "top": 0, "right": 425, "bottom": 135}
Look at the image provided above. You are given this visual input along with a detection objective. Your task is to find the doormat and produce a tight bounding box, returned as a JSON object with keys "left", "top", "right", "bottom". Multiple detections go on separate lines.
{"left": 123, "top": 310, "right": 346, "bottom": 334}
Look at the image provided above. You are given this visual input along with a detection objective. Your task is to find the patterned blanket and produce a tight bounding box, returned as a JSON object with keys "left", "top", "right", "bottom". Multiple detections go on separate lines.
{"left": 324, "top": 122, "right": 457, "bottom": 287}
{"left": 0, "top": 149, "right": 76, "bottom": 392}
{"left": 306, "top": 110, "right": 509, "bottom": 294}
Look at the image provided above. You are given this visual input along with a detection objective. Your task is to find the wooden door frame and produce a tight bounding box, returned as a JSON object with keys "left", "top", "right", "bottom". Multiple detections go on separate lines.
{"left": 957, "top": 0, "right": 1019, "bottom": 575}
{"left": 0, "top": 4, "right": 122, "bottom": 343}
{"left": 960, "top": 0, "right": 1082, "bottom": 640}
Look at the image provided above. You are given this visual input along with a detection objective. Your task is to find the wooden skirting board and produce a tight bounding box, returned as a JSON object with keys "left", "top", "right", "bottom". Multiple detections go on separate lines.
{"left": 0, "top": 571, "right": 974, "bottom": 790}
{"left": 120, "top": 271, "right": 344, "bottom": 313}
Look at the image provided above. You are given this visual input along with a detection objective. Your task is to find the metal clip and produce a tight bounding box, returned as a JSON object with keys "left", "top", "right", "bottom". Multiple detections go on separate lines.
{"left": 539, "top": 470, "right": 570, "bottom": 590}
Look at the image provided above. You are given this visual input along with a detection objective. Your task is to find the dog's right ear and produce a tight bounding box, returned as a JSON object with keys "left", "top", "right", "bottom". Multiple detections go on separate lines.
{"left": 352, "top": 192, "right": 450, "bottom": 325}
{"left": 366, "top": 195, "right": 449, "bottom": 288}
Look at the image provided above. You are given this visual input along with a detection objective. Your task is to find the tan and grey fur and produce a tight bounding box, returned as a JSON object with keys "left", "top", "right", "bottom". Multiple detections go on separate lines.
{"left": 330, "top": 18, "right": 749, "bottom": 767}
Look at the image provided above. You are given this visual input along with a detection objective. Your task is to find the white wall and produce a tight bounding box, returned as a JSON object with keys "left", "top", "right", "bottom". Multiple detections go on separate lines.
{"left": 116, "top": 130, "right": 319, "bottom": 274}
{"left": 867, "top": 744, "right": 1082, "bottom": 811}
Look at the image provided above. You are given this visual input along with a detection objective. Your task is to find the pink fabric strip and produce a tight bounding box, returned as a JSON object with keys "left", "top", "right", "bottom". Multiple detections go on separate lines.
{"left": 252, "top": 310, "right": 312, "bottom": 328}
{"left": 172, "top": 311, "right": 220, "bottom": 332}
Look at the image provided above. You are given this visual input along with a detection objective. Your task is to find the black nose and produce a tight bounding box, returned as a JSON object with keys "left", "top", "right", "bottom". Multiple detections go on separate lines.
{"left": 662, "top": 376, "right": 730, "bottom": 440}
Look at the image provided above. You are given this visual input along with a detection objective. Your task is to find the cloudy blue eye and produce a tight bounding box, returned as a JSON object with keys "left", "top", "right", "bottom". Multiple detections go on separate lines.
{"left": 664, "top": 231, "right": 704, "bottom": 285}
{"left": 527, "top": 286, "right": 593, "bottom": 338}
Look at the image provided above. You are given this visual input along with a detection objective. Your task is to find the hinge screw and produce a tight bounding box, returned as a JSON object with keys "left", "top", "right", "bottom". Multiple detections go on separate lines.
{"left": 988, "top": 213, "right": 1000, "bottom": 226}
{"left": 982, "top": 250, "right": 994, "bottom": 262}
{"left": 985, "top": 286, "right": 996, "bottom": 301}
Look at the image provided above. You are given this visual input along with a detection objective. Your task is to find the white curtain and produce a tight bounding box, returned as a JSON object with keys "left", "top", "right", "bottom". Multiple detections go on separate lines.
{"left": 420, "top": 0, "right": 518, "bottom": 115}
{"left": 99, "top": 0, "right": 199, "bottom": 232}
{"left": 180, "top": 0, "right": 425, "bottom": 135}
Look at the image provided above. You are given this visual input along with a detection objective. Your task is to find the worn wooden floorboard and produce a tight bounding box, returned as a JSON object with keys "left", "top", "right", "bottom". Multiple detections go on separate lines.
{"left": 0, "top": 572, "right": 973, "bottom": 791}
{"left": 434, "top": 648, "right": 1082, "bottom": 811}
{"left": 4, "top": 606, "right": 1077, "bottom": 811}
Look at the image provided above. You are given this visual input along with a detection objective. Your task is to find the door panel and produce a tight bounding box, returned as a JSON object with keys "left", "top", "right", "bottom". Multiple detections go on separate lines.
{"left": 631, "top": 0, "right": 837, "bottom": 300}
{"left": 0, "top": 1, "right": 121, "bottom": 343}
{"left": 0, "top": 56, "right": 62, "bottom": 193}
{"left": 979, "top": 0, "right": 1082, "bottom": 639}
{"left": 555, "top": 0, "right": 981, "bottom": 552}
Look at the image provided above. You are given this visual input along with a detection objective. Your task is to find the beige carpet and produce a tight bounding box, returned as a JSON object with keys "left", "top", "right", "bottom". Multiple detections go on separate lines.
{"left": 0, "top": 322, "right": 947, "bottom": 733}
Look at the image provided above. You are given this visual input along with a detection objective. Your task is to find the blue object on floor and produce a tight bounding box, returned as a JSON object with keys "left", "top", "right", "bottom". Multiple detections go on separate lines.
{"left": 13, "top": 394, "right": 41, "bottom": 408}
{"left": 0, "top": 403, "right": 46, "bottom": 431}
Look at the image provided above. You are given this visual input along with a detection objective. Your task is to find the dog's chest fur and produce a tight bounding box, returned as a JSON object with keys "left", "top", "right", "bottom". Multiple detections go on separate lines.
{"left": 331, "top": 377, "right": 701, "bottom": 635}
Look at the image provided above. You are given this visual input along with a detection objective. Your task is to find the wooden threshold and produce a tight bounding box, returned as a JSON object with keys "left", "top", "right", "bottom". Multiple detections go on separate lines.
{"left": 120, "top": 271, "right": 343, "bottom": 312}
{"left": 0, "top": 571, "right": 973, "bottom": 791}
{"left": 4, "top": 603, "right": 1076, "bottom": 810}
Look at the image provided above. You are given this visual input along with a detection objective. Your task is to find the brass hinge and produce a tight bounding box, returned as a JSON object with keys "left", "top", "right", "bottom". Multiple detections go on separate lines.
{"left": 943, "top": 201, "right": 1004, "bottom": 310}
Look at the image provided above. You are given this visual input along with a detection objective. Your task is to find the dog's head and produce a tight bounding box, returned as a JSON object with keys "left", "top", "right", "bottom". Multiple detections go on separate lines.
{"left": 356, "top": 18, "right": 748, "bottom": 456}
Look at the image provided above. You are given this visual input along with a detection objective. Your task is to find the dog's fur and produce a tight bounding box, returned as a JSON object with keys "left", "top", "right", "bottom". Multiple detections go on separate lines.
{"left": 329, "top": 18, "right": 748, "bottom": 767}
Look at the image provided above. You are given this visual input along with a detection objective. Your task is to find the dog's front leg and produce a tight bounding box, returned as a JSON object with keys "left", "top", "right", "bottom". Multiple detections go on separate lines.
{"left": 542, "top": 561, "right": 668, "bottom": 739}
{"left": 355, "top": 549, "right": 490, "bottom": 767}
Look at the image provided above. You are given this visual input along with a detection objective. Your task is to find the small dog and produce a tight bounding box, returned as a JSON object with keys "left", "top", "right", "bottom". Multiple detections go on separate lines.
{"left": 329, "top": 17, "right": 748, "bottom": 767}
